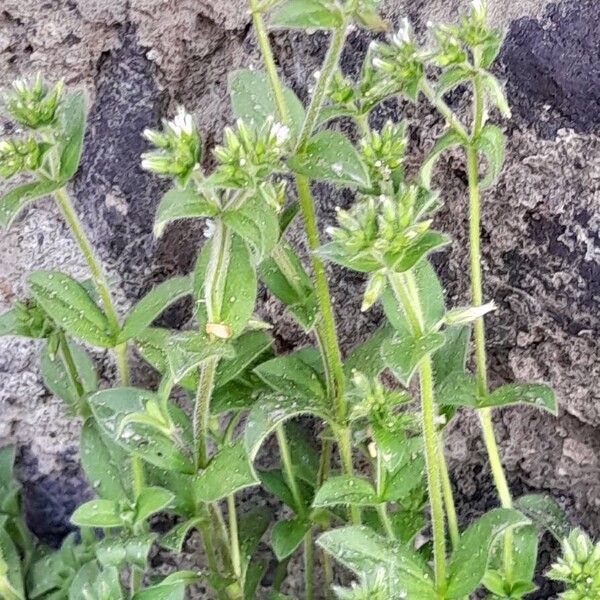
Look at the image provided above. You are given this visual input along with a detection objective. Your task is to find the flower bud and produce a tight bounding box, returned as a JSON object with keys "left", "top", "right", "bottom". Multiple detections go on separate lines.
{"left": 3, "top": 74, "right": 64, "bottom": 129}
{"left": 361, "top": 271, "right": 386, "bottom": 311}
{"left": 0, "top": 137, "right": 43, "bottom": 179}
{"left": 444, "top": 301, "right": 496, "bottom": 326}
{"left": 141, "top": 106, "right": 201, "bottom": 186}
{"left": 360, "top": 120, "right": 407, "bottom": 184}
{"left": 212, "top": 117, "right": 288, "bottom": 188}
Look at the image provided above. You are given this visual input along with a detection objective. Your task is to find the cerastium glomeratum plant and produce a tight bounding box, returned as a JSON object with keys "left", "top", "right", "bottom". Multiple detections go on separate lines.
{"left": 0, "top": 1, "right": 592, "bottom": 599}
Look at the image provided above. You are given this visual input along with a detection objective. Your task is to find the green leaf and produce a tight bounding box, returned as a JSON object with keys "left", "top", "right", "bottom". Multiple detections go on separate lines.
{"left": 259, "top": 244, "right": 318, "bottom": 331}
{"left": 446, "top": 508, "right": 530, "bottom": 598}
{"left": 96, "top": 534, "right": 156, "bottom": 569}
{"left": 58, "top": 92, "right": 87, "bottom": 181}
{"left": 479, "top": 383, "right": 557, "bottom": 415}
{"left": 29, "top": 271, "right": 115, "bottom": 347}
{"left": 272, "top": 517, "right": 311, "bottom": 560}
{"left": 41, "top": 340, "right": 98, "bottom": 411}
{"left": 89, "top": 387, "right": 195, "bottom": 474}
{"left": 0, "top": 309, "right": 19, "bottom": 337}
{"left": 269, "top": 0, "right": 343, "bottom": 30}
{"left": 223, "top": 195, "right": 280, "bottom": 262}
{"left": 392, "top": 231, "right": 451, "bottom": 273}
{"left": 317, "top": 241, "right": 380, "bottom": 273}
{"left": 229, "top": 70, "right": 305, "bottom": 140}
{"left": 253, "top": 348, "right": 326, "bottom": 400}
{"left": 372, "top": 428, "right": 422, "bottom": 475}
{"left": 382, "top": 260, "right": 445, "bottom": 337}
{"left": 216, "top": 330, "right": 273, "bottom": 387}
{"left": 514, "top": 494, "right": 570, "bottom": 541}
{"left": 284, "top": 421, "right": 320, "bottom": 487}
{"left": 344, "top": 325, "right": 395, "bottom": 379}
{"left": 135, "top": 487, "right": 174, "bottom": 524}
{"left": 132, "top": 571, "right": 199, "bottom": 600}
{"left": 381, "top": 332, "right": 446, "bottom": 387}
{"left": 80, "top": 419, "right": 129, "bottom": 501}
{"left": 431, "top": 325, "right": 470, "bottom": 384}
{"left": 195, "top": 443, "right": 259, "bottom": 503}
{"left": 420, "top": 130, "right": 464, "bottom": 189}
{"left": 68, "top": 563, "right": 123, "bottom": 600}
{"left": 437, "top": 65, "right": 473, "bottom": 96}
{"left": 70, "top": 499, "right": 123, "bottom": 528}
{"left": 244, "top": 393, "right": 330, "bottom": 460}
{"left": 436, "top": 372, "right": 478, "bottom": 408}
{"left": 480, "top": 30, "right": 505, "bottom": 69}
{"left": 485, "top": 525, "right": 538, "bottom": 597}
{"left": 239, "top": 506, "right": 273, "bottom": 568}
{"left": 211, "top": 380, "right": 263, "bottom": 415}
{"left": 0, "top": 528, "right": 25, "bottom": 600}
{"left": 165, "top": 331, "right": 233, "bottom": 384}
{"left": 0, "top": 178, "right": 61, "bottom": 229}
{"left": 317, "top": 526, "right": 435, "bottom": 597}
{"left": 118, "top": 276, "right": 193, "bottom": 343}
{"left": 161, "top": 517, "right": 205, "bottom": 552}
{"left": 194, "top": 233, "right": 257, "bottom": 338}
{"left": 244, "top": 561, "right": 267, "bottom": 600}
{"left": 259, "top": 469, "right": 298, "bottom": 511}
{"left": 289, "top": 131, "right": 370, "bottom": 188}
{"left": 483, "top": 74, "right": 511, "bottom": 119}
{"left": 382, "top": 453, "right": 426, "bottom": 502}
{"left": 476, "top": 124, "right": 506, "bottom": 189}
{"left": 313, "top": 476, "right": 379, "bottom": 508}
{"left": 153, "top": 187, "right": 218, "bottom": 238}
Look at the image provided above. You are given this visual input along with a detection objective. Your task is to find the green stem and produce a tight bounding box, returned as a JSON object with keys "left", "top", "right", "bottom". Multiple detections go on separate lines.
{"left": 303, "top": 530, "right": 315, "bottom": 600}
{"left": 276, "top": 425, "right": 314, "bottom": 599}
{"left": 54, "top": 188, "right": 147, "bottom": 580}
{"left": 227, "top": 494, "right": 242, "bottom": 581}
{"left": 57, "top": 332, "right": 85, "bottom": 401}
{"left": 295, "top": 24, "right": 348, "bottom": 152}
{"left": 467, "top": 73, "right": 514, "bottom": 581}
{"left": 54, "top": 187, "right": 130, "bottom": 384}
{"left": 194, "top": 356, "right": 218, "bottom": 469}
{"left": 437, "top": 436, "right": 459, "bottom": 551}
{"left": 420, "top": 80, "right": 469, "bottom": 142}
{"left": 389, "top": 272, "right": 446, "bottom": 596}
{"left": 375, "top": 452, "right": 395, "bottom": 540}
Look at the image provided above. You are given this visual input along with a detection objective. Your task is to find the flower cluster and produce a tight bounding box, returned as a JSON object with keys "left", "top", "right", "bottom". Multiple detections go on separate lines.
{"left": 548, "top": 529, "right": 600, "bottom": 599}
{"left": 360, "top": 120, "right": 407, "bottom": 184}
{"left": 0, "top": 137, "right": 43, "bottom": 179}
{"left": 141, "top": 107, "right": 202, "bottom": 186}
{"left": 3, "top": 74, "right": 64, "bottom": 129}
{"left": 322, "top": 184, "right": 442, "bottom": 274}
{"left": 327, "top": 71, "right": 357, "bottom": 108}
{"left": 212, "top": 117, "right": 289, "bottom": 188}
{"left": 430, "top": 0, "right": 502, "bottom": 69}
{"left": 369, "top": 19, "right": 425, "bottom": 101}
{"left": 10, "top": 301, "right": 55, "bottom": 339}
{"left": 348, "top": 371, "right": 415, "bottom": 432}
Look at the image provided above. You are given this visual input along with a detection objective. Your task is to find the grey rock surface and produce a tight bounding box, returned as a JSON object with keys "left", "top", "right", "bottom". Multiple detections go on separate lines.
{"left": 1, "top": 0, "right": 599, "bottom": 597}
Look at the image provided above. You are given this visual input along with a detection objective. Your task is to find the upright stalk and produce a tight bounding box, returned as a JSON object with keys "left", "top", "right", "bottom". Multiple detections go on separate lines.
{"left": 467, "top": 64, "right": 514, "bottom": 582}
{"left": 389, "top": 272, "right": 446, "bottom": 597}
{"left": 53, "top": 187, "right": 145, "bottom": 594}
{"left": 249, "top": 2, "right": 360, "bottom": 527}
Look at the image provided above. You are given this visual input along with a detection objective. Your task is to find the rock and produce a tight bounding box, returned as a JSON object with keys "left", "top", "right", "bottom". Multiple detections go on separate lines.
{"left": 1, "top": 1, "right": 599, "bottom": 597}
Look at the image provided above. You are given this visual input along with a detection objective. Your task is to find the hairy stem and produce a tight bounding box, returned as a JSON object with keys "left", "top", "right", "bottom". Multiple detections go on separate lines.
{"left": 54, "top": 187, "right": 129, "bottom": 384}
{"left": 437, "top": 436, "right": 459, "bottom": 550}
{"left": 389, "top": 272, "right": 446, "bottom": 596}
{"left": 375, "top": 452, "right": 396, "bottom": 540}
{"left": 57, "top": 332, "right": 85, "bottom": 402}
{"left": 249, "top": 5, "right": 360, "bottom": 532}
{"left": 194, "top": 356, "right": 218, "bottom": 469}
{"left": 468, "top": 69, "right": 514, "bottom": 581}
{"left": 227, "top": 494, "right": 242, "bottom": 581}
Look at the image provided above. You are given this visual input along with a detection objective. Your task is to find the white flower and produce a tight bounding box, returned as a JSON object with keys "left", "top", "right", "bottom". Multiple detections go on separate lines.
{"left": 444, "top": 301, "right": 497, "bottom": 326}
{"left": 392, "top": 18, "right": 412, "bottom": 46}
{"left": 271, "top": 122, "right": 290, "bottom": 146}
{"left": 472, "top": 0, "right": 486, "bottom": 18}
{"left": 170, "top": 106, "right": 195, "bottom": 137}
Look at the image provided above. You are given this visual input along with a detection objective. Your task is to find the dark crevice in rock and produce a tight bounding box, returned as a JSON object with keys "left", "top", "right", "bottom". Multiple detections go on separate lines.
{"left": 501, "top": 0, "right": 600, "bottom": 138}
